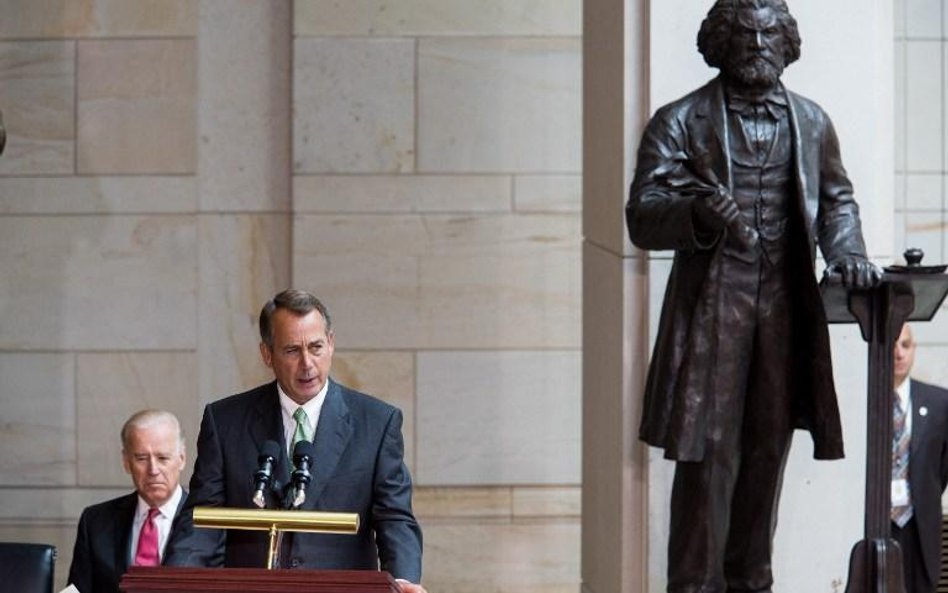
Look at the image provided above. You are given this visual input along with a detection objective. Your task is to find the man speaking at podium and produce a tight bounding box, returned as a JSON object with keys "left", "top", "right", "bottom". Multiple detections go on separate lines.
{"left": 166, "top": 289, "right": 425, "bottom": 593}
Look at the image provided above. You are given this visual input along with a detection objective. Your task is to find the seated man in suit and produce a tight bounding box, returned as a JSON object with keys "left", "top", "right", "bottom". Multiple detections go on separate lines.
{"left": 68, "top": 410, "right": 187, "bottom": 593}
{"left": 166, "top": 289, "right": 426, "bottom": 593}
{"left": 892, "top": 323, "right": 948, "bottom": 593}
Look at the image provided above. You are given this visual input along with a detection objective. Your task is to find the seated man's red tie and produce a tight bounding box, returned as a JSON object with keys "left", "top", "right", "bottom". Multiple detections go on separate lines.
{"left": 133, "top": 507, "right": 161, "bottom": 566}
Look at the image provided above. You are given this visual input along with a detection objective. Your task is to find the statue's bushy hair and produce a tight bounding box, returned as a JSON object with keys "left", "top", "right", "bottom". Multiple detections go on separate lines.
{"left": 697, "top": 0, "right": 801, "bottom": 69}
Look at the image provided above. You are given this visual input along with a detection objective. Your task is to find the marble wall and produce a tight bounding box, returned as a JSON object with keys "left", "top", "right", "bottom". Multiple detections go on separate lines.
{"left": 2, "top": 1, "right": 935, "bottom": 592}
{"left": 894, "top": 0, "right": 948, "bottom": 383}
{"left": 0, "top": 3, "right": 206, "bottom": 591}
{"left": 293, "top": 2, "right": 582, "bottom": 591}
{"left": 0, "top": 1, "right": 580, "bottom": 592}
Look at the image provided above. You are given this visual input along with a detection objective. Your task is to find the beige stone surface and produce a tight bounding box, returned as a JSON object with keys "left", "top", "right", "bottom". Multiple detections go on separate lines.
{"left": 895, "top": 39, "right": 906, "bottom": 174}
{"left": 0, "top": 354, "right": 76, "bottom": 486}
{"left": 295, "top": 0, "right": 581, "bottom": 36}
{"left": 417, "top": 38, "right": 580, "bottom": 173}
{"left": 294, "top": 38, "right": 414, "bottom": 173}
{"left": 193, "top": 3, "right": 292, "bottom": 404}
{"left": 582, "top": 0, "right": 645, "bottom": 260}
{"left": 77, "top": 39, "right": 196, "bottom": 174}
{"left": 582, "top": 244, "right": 650, "bottom": 593}
{"left": 0, "top": 215, "right": 197, "bottom": 350}
{"left": 294, "top": 175, "right": 512, "bottom": 213}
{"left": 0, "top": 0, "right": 196, "bottom": 39}
{"left": 904, "top": 210, "right": 944, "bottom": 264}
{"left": 0, "top": 487, "right": 128, "bottom": 520}
{"left": 76, "top": 352, "right": 199, "bottom": 487}
{"left": 413, "top": 486, "right": 512, "bottom": 519}
{"left": 332, "top": 350, "right": 415, "bottom": 469}
{"left": 903, "top": 172, "right": 942, "bottom": 210}
{"left": 915, "top": 344, "right": 948, "bottom": 390}
{"left": 514, "top": 175, "right": 582, "bottom": 212}
{"left": 905, "top": 40, "right": 941, "bottom": 173}
{"left": 513, "top": 486, "right": 581, "bottom": 517}
{"left": 416, "top": 350, "right": 581, "bottom": 485}
{"left": 293, "top": 213, "right": 580, "bottom": 349}
{"left": 0, "top": 176, "right": 196, "bottom": 214}
{"left": 0, "top": 41, "right": 75, "bottom": 175}
{"left": 198, "top": 0, "right": 291, "bottom": 212}
{"left": 197, "top": 214, "right": 291, "bottom": 403}
{"left": 423, "top": 519, "right": 580, "bottom": 593}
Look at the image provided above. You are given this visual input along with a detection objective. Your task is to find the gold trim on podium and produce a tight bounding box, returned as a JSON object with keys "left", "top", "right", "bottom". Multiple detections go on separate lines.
{"left": 194, "top": 507, "right": 359, "bottom": 533}
{"left": 193, "top": 507, "right": 360, "bottom": 569}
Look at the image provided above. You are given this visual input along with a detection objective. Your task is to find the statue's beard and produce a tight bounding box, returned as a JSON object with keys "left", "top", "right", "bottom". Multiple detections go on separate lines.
{"left": 726, "top": 54, "right": 784, "bottom": 90}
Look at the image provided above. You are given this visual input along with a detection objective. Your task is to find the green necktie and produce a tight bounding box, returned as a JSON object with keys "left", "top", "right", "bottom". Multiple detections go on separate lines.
{"left": 290, "top": 407, "right": 311, "bottom": 459}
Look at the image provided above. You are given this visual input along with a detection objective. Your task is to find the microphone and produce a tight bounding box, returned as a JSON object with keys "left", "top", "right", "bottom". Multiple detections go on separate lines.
{"left": 252, "top": 440, "right": 281, "bottom": 508}
{"left": 289, "top": 440, "right": 316, "bottom": 509}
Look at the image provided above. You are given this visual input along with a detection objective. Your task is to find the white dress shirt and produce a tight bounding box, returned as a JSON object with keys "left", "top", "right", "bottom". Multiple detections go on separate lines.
{"left": 896, "top": 377, "right": 913, "bottom": 437}
{"left": 128, "top": 484, "right": 183, "bottom": 565}
{"left": 279, "top": 380, "right": 328, "bottom": 456}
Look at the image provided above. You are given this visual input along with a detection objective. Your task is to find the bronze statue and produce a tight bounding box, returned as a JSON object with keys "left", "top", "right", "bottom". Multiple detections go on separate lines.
{"left": 626, "top": 1, "right": 881, "bottom": 591}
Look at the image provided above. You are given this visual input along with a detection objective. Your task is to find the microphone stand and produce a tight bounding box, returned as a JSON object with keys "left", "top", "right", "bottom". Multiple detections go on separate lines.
{"left": 267, "top": 524, "right": 284, "bottom": 570}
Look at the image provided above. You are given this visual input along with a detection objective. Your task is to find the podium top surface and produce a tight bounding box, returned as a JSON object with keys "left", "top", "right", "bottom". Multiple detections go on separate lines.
{"left": 820, "top": 271, "right": 948, "bottom": 324}
{"left": 120, "top": 566, "right": 400, "bottom": 593}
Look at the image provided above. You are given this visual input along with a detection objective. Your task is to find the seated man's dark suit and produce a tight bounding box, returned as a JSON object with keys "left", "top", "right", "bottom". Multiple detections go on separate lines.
{"left": 165, "top": 378, "right": 422, "bottom": 582}
{"left": 895, "top": 380, "right": 948, "bottom": 593}
{"left": 68, "top": 491, "right": 186, "bottom": 593}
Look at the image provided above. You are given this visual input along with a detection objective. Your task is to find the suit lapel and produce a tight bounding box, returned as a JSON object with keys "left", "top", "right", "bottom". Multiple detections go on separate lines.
{"left": 688, "top": 78, "right": 731, "bottom": 192}
{"left": 114, "top": 492, "right": 138, "bottom": 572}
{"left": 783, "top": 89, "right": 819, "bottom": 261}
{"left": 250, "top": 381, "right": 292, "bottom": 486}
{"left": 306, "top": 379, "right": 352, "bottom": 507}
{"left": 174, "top": 490, "right": 188, "bottom": 516}
{"left": 910, "top": 383, "right": 928, "bottom": 459}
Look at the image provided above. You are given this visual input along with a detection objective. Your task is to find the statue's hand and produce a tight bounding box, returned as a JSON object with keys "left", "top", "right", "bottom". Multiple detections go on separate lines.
{"left": 826, "top": 256, "right": 882, "bottom": 289}
{"left": 692, "top": 186, "right": 740, "bottom": 234}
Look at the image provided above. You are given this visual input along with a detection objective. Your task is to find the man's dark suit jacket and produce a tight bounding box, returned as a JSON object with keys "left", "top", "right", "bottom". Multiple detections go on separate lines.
{"left": 67, "top": 491, "right": 186, "bottom": 593}
{"left": 905, "top": 380, "right": 948, "bottom": 586}
{"left": 165, "top": 379, "right": 422, "bottom": 582}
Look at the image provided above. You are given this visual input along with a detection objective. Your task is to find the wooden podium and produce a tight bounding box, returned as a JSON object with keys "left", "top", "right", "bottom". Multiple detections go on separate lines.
{"left": 120, "top": 508, "right": 398, "bottom": 592}
{"left": 120, "top": 566, "right": 401, "bottom": 593}
{"left": 821, "top": 258, "right": 948, "bottom": 593}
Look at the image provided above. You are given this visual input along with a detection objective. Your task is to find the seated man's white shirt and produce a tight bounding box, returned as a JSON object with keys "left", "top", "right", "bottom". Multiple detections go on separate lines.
{"left": 129, "top": 485, "right": 184, "bottom": 564}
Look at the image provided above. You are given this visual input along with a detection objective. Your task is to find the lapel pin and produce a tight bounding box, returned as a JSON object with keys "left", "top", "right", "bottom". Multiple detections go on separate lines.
{"left": 919, "top": 406, "right": 929, "bottom": 417}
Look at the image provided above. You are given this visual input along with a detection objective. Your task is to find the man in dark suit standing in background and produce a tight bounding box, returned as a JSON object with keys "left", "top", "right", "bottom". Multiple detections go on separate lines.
{"left": 892, "top": 323, "right": 948, "bottom": 593}
{"left": 68, "top": 410, "right": 187, "bottom": 593}
{"left": 166, "top": 289, "right": 425, "bottom": 593}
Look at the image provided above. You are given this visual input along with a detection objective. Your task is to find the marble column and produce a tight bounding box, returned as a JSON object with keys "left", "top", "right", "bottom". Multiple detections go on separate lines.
{"left": 581, "top": 0, "right": 650, "bottom": 592}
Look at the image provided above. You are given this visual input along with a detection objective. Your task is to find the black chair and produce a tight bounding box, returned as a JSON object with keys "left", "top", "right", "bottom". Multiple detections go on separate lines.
{"left": 0, "top": 542, "right": 56, "bottom": 593}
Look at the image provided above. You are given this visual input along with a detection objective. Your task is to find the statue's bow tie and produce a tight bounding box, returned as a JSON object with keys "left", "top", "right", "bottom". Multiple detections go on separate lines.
{"left": 727, "top": 91, "right": 788, "bottom": 119}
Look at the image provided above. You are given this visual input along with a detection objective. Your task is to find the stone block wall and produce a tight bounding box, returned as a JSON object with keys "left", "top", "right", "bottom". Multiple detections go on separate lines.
{"left": 0, "top": 2, "right": 581, "bottom": 592}
{"left": 895, "top": 0, "right": 948, "bottom": 387}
